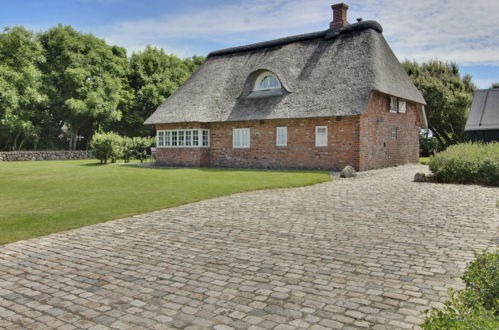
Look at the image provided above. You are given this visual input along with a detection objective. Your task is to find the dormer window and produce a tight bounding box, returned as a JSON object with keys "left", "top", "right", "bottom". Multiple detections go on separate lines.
{"left": 254, "top": 72, "right": 281, "bottom": 91}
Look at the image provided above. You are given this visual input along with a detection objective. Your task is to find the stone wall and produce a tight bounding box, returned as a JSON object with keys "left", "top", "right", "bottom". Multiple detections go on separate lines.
{"left": 0, "top": 150, "right": 92, "bottom": 161}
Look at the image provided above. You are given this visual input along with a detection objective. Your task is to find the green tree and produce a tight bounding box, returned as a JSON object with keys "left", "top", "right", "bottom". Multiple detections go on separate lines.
{"left": 403, "top": 60, "right": 475, "bottom": 149}
{"left": 490, "top": 83, "right": 499, "bottom": 88}
{"left": 114, "top": 47, "right": 204, "bottom": 137}
{"left": 0, "top": 26, "right": 47, "bottom": 150}
{"left": 38, "top": 25, "right": 129, "bottom": 150}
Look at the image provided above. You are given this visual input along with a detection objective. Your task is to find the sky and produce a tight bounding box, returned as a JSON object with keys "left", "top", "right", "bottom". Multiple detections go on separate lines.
{"left": 1, "top": 0, "right": 498, "bottom": 88}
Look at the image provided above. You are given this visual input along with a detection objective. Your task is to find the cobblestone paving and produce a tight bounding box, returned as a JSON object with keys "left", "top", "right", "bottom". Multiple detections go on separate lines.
{"left": 1, "top": 165, "right": 498, "bottom": 330}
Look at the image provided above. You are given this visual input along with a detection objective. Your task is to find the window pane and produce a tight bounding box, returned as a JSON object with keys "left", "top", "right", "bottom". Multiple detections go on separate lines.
{"left": 399, "top": 100, "right": 406, "bottom": 113}
{"left": 185, "top": 130, "right": 192, "bottom": 146}
{"left": 202, "top": 130, "right": 209, "bottom": 146}
{"left": 259, "top": 76, "right": 269, "bottom": 89}
{"left": 233, "top": 128, "right": 249, "bottom": 148}
{"left": 276, "top": 127, "right": 287, "bottom": 146}
{"left": 193, "top": 130, "right": 199, "bottom": 146}
{"left": 172, "top": 131, "right": 177, "bottom": 146}
{"left": 234, "top": 129, "right": 239, "bottom": 147}
{"left": 269, "top": 75, "right": 279, "bottom": 88}
{"left": 165, "top": 131, "right": 171, "bottom": 146}
{"left": 158, "top": 131, "right": 164, "bottom": 147}
{"left": 316, "top": 127, "right": 327, "bottom": 146}
{"left": 390, "top": 96, "right": 398, "bottom": 113}
{"left": 178, "top": 131, "right": 184, "bottom": 146}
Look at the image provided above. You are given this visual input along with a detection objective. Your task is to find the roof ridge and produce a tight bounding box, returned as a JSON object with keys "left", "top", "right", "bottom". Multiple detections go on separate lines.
{"left": 208, "top": 20, "right": 382, "bottom": 57}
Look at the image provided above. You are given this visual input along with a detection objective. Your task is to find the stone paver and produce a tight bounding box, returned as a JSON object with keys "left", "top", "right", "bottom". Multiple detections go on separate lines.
{"left": 1, "top": 164, "right": 497, "bottom": 329}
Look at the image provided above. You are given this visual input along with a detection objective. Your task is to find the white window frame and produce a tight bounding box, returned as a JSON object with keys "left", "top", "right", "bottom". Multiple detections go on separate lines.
{"left": 315, "top": 126, "right": 328, "bottom": 147}
{"left": 254, "top": 72, "right": 281, "bottom": 91}
{"left": 233, "top": 128, "right": 250, "bottom": 149}
{"left": 390, "top": 96, "right": 398, "bottom": 113}
{"left": 391, "top": 127, "right": 398, "bottom": 139}
{"left": 398, "top": 100, "right": 407, "bottom": 113}
{"left": 156, "top": 129, "right": 210, "bottom": 148}
{"left": 276, "top": 127, "right": 287, "bottom": 147}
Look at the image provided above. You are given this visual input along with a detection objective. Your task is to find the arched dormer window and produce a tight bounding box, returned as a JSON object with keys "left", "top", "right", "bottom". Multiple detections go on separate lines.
{"left": 254, "top": 72, "right": 281, "bottom": 91}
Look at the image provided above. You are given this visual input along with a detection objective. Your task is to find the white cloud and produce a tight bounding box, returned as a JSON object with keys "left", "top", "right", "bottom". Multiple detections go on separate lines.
{"left": 98, "top": 0, "right": 499, "bottom": 65}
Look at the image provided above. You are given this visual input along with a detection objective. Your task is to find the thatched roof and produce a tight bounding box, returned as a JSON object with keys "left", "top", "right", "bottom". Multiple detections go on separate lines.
{"left": 465, "top": 89, "right": 499, "bottom": 131}
{"left": 145, "top": 20, "right": 426, "bottom": 125}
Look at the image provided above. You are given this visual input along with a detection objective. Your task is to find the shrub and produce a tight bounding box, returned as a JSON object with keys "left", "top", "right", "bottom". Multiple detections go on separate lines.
{"left": 89, "top": 132, "right": 123, "bottom": 164}
{"left": 428, "top": 142, "right": 499, "bottom": 186}
{"left": 462, "top": 252, "right": 499, "bottom": 312}
{"left": 132, "top": 137, "right": 155, "bottom": 163}
{"left": 422, "top": 251, "right": 499, "bottom": 329}
{"left": 121, "top": 137, "right": 134, "bottom": 163}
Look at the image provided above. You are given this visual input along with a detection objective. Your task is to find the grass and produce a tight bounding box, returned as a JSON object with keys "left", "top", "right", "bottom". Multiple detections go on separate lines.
{"left": 0, "top": 159, "right": 329, "bottom": 245}
{"left": 420, "top": 156, "right": 430, "bottom": 165}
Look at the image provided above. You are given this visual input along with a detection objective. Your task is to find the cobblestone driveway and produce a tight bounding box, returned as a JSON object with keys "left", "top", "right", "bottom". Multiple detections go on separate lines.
{"left": 1, "top": 165, "right": 498, "bottom": 330}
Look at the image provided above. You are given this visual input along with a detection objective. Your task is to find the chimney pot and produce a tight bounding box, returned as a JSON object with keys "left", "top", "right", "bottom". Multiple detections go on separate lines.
{"left": 330, "top": 3, "right": 349, "bottom": 30}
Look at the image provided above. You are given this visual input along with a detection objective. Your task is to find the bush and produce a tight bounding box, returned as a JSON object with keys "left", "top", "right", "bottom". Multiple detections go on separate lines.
{"left": 462, "top": 252, "right": 499, "bottom": 312}
{"left": 89, "top": 132, "right": 123, "bottom": 164}
{"left": 90, "top": 133, "right": 155, "bottom": 164}
{"left": 428, "top": 142, "right": 499, "bottom": 186}
{"left": 422, "top": 251, "right": 499, "bottom": 329}
{"left": 121, "top": 137, "right": 134, "bottom": 163}
{"left": 132, "top": 137, "right": 155, "bottom": 163}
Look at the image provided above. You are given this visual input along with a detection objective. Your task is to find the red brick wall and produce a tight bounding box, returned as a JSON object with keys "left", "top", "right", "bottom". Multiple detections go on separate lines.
{"left": 154, "top": 91, "right": 423, "bottom": 171}
{"left": 155, "top": 122, "right": 210, "bottom": 167}
{"left": 156, "top": 117, "right": 360, "bottom": 170}
{"left": 359, "top": 91, "right": 422, "bottom": 171}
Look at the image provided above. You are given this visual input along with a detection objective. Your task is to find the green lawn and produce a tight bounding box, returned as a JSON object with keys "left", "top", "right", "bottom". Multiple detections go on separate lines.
{"left": 419, "top": 157, "right": 430, "bottom": 165}
{"left": 0, "top": 159, "right": 329, "bottom": 244}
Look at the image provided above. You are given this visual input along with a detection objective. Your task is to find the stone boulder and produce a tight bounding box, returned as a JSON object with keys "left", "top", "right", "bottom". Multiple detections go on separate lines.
{"left": 340, "top": 165, "right": 357, "bottom": 178}
{"left": 414, "top": 173, "right": 426, "bottom": 182}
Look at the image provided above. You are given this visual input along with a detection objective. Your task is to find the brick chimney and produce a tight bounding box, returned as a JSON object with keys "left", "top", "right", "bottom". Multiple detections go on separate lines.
{"left": 330, "top": 3, "right": 349, "bottom": 30}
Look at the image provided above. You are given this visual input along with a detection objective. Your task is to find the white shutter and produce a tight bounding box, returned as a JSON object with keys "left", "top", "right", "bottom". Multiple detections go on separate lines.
{"left": 315, "top": 126, "right": 327, "bottom": 147}
{"left": 233, "top": 128, "right": 250, "bottom": 148}
{"left": 276, "top": 127, "right": 287, "bottom": 146}
{"left": 390, "top": 96, "right": 398, "bottom": 113}
{"left": 398, "top": 100, "right": 406, "bottom": 113}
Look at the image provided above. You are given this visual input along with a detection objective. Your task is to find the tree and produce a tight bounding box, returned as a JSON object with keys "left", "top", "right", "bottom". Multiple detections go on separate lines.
{"left": 38, "top": 25, "right": 129, "bottom": 150}
{"left": 490, "top": 83, "right": 499, "bottom": 88}
{"left": 113, "top": 47, "right": 204, "bottom": 137}
{"left": 0, "top": 26, "right": 47, "bottom": 150}
{"left": 403, "top": 60, "right": 475, "bottom": 149}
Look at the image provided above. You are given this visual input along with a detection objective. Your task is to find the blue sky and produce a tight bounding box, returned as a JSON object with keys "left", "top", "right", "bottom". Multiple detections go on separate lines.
{"left": 2, "top": 0, "right": 499, "bottom": 88}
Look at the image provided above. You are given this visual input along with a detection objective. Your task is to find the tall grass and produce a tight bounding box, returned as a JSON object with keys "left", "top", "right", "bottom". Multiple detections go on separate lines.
{"left": 428, "top": 142, "right": 499, "bottom": 186}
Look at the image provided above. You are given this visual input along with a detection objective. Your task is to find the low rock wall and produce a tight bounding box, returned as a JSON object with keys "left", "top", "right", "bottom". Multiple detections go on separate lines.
{"left": 0, "top": 150, "right": 92, "bottom": 161}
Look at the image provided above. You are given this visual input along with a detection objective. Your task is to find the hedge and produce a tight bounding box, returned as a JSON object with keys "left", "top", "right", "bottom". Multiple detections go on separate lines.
{"left": 428, "top": 142, "right": 499, "bottom": 186}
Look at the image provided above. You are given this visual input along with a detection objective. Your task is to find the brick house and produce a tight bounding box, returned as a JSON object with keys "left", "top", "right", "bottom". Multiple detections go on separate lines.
{"left": 145, "top": 3, "right": 427, "bottom": 171}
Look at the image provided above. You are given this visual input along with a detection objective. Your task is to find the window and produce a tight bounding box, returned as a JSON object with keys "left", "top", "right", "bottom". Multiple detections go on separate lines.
{"left": 390, "top": 96, "right": 398, "bottom": 113}
{"left": 185, "top": 130, "right": 192, "bottom": 146}
{"left": 172, "top": 131, "right": 178, "bottom": 146}
{"left": 202, "top": 129, "right": 210, "bottom": 147}
{"left": 391, "top": 127, "right": 398, "bottom": 139}
{"left": 390, "top": 96, "right": 407, "bottom": 113}
{"left": 165, "top": 131, "right": 171, "bottom": 146}
{"left": 254, "top": 72, "right": 281, "bottom": 91}
{"left": 315, "top": 126, "right": 328, "bottom": 147}
{"left": 398, "top": 100, "right": 406, "bottom": 113}
{"left": 192, "top": 130, "right": 199, "bottom": 146}
{"left": 233, "top": 128, "right": 250, "bottom": 148}
{"left": 276, "top": 127, "right": 287, "bottom": 146}
{"left": 158, "top": 131, "right": 164, "bottom": 146}
{"left": 157, "top": 129, "right": 210, "bottom": 148}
